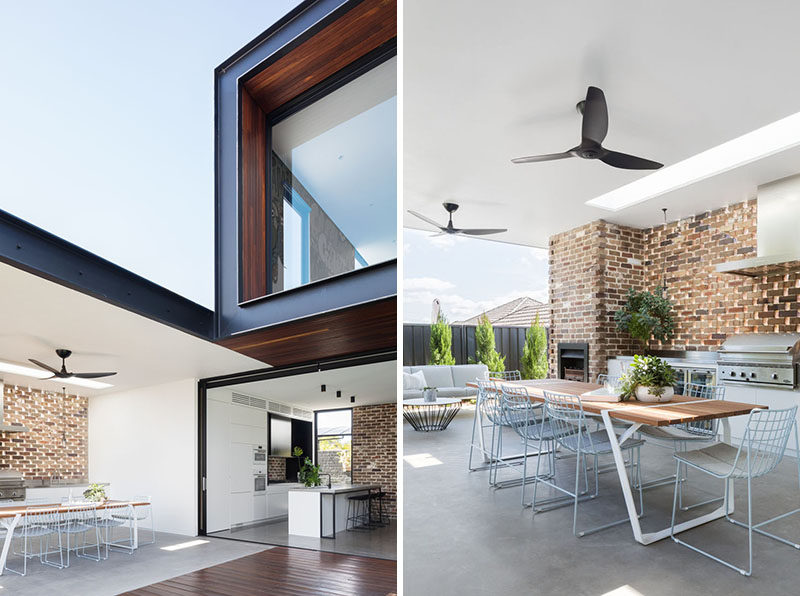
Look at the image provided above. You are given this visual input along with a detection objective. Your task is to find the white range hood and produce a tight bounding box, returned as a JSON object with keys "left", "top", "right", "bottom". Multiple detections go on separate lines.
{"left": 0, "top": 380, "right": 28, "bottom": 433}
{"left": 717, "top": 174, "right": 800, "bottom": 277}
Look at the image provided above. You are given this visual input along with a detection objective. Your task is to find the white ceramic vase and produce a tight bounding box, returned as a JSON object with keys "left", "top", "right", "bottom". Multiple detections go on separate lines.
{"left": 635, "top": 386, "right": 674, "bottom": 403}
{"left": 422, "top": 388, "right": 438, "bottom": 402}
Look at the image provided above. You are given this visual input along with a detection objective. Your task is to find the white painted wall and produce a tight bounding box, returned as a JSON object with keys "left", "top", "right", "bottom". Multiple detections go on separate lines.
{"left": 88, "top": 378, "right": 197, "bottom": 536}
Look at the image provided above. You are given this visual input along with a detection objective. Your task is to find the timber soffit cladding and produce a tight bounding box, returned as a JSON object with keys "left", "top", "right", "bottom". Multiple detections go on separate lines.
{"left": 217, "top": 296, "right": 396, "bottom": 366}
{"left": 238, "top": 0, "right": 397, "bottom": 303}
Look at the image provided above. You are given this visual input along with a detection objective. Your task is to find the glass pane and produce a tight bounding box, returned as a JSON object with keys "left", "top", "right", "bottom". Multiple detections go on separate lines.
{"left": 316, "top": 409, "right": 352, "bottom": 435}
{"left": 270, "top": 56, "right": 397, "bottom": 293}
{"left": 317, "top": 435, "right": 351, "bottom": 484}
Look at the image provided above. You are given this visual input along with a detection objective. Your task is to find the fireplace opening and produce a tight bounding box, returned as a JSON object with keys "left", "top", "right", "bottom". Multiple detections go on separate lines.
{"left": 557, "top": 343, "right": 589, "bottom": 382}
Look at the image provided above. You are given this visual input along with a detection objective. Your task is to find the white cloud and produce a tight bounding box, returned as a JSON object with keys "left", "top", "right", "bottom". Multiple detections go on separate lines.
{"left": 404, "top": 277, "right": 455, "bottom": 292}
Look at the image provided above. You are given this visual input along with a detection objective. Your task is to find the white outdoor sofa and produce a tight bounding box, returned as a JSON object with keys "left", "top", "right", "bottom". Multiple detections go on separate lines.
{"left": 402, "top": 364, "right": 489, "bottom": 400}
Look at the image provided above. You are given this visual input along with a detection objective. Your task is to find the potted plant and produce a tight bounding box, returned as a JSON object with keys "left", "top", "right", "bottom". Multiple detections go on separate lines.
{"left": 83, "top": 483, "right": 107, "bottom": 503}
{"left": 619, "top": 355, "right": 677, "bottom": 402}
{"left": 614, "top": 288, "right": 675, "bottom": 352}
{"left": 422, "top": 386, "right": 438, "bottom": 402}
{"left": 298, "top": 457, "right": 322, "bottom": 487}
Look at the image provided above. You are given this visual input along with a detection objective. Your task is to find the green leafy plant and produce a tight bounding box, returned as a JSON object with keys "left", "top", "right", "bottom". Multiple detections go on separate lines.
{"left": 292, "top": 446, "right": 303, "bottom": 457}
{"left": 429, "top": 312, "right": 456, "bottom": 365}
{"left": 475, "top": 314, "right": 505, "bottom": 373}
{"left": 614, "top": 288, "right": 675, "bottom": 350}
{"left": 83, "top": 483, "right": 107, "bottom": 502}
{"left": 298, "top": 457, "right": 322, "bottom": 487}
{"left": 520, "top": 314, "right": 548, "bottom": 380}
{"left": 618, "top": 355, "right": 677, "bottom": 400}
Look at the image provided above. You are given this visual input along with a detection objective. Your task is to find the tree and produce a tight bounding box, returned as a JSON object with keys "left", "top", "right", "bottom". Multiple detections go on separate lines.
{"left": 429, "top": 312, "right": 456, "bottom": 365}
{"left": 474, "top": 314, "right": 505, "bottom": 372}
{"left": 521, "top": 314, "right": 548, "bottom": 379}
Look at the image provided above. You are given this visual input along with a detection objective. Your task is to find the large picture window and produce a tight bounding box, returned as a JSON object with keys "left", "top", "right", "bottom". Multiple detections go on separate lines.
{"left": 315, "top": 409, "right": 352, "bottom": 485}
{"left": 268, "top": 56, "right": 397, "bottom": 294}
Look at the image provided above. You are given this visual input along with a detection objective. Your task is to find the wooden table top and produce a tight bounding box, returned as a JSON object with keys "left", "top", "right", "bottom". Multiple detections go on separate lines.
{"left": 467, "top": 379, "right": 767, "bottom": 427}
{"left": 0, "top": 499, "right": 149, "bottom": 518}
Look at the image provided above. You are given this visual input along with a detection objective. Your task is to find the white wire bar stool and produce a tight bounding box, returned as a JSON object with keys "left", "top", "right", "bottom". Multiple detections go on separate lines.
{"left": 501, "top": 384, "right": 559, "bottom": 506}
{"left": 110, "top": 496, "right": 155, "bottom": 551}
{"left": 670, "top": 406, "right": 800, "bottom": 576}
{"left": 57, "top": 501, "right": 102, "bottom": 567}
{"left": 4, "top": 504, "right": 63, "bottom": 575}
{"left": 536, "top": 390, "right": 645, "bottom": 537}
{"left": 638, "top": 383, "right": 726, "bottom": 509}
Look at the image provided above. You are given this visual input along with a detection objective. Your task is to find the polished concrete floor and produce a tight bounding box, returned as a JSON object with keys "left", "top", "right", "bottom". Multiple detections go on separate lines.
{"left": 0, "top": 532, "right": 268, "bottom": 595}
{"left": 209, "top": 517, "right": 397, "bottom": 560}
{"left": 404, "top": 405, "right": 800, "bottom": 596}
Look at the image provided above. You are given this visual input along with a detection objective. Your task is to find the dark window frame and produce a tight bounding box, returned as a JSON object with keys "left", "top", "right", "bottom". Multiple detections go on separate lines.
{"left": 238, "top": 38, "right": 397, "bottom": 304}
{"left": 313, "top": 407, "right": 353, "bottom": 481}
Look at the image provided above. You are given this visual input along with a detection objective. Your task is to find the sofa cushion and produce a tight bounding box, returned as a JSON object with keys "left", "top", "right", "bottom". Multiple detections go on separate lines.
{"left": 403, "top": 389, "right": 424, "bottom": 400}
{"left": 403, "top": 370, "right": 426, "bottom": 391}
{"left": 411, "top": 366, "right": 455, "bottom": 389}
{"left": 451, "top": 364, "right": 489, "bottom": 388}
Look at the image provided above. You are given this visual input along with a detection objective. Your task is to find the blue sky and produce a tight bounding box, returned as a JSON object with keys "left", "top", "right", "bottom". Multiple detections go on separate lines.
{"left": 0, "top": 0, "right": 301, "bottom": 308}
{"left": 403, "top": 229, "right": 548, "bottom": 324}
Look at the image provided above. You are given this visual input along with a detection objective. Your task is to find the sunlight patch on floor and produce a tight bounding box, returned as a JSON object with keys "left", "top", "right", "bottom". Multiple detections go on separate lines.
{"left": 602, "top": 585, "right": 645, "bottom": 596}
{"left": 403, "top": 453, "right": 443, "bottom": 468}
{"left": 161, "top": 539, "right": 210, "bottom": 551}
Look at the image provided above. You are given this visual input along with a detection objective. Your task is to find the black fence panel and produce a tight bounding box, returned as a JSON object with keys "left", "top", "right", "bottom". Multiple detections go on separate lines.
{"left": 403, "top": 324, "right": 536, "bottom": 373}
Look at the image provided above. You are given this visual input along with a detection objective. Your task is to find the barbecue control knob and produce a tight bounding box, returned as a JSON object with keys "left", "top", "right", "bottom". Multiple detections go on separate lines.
{"left": 740, "top": 372, "right": 746, "bottom": 377}
{"left": 772, "top": 373, "right": 779, "bottom": 380}
{"left": 730, "top": 371, "right": 736, "bottom": 377}
{"left": 750, "top": 372, "right": 757, "bottom": 378}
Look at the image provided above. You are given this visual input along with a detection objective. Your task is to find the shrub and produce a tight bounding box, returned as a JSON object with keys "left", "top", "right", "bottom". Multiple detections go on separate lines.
{"left": 475, "top": 314, "right": 505, "bottom": 373}
{"left": 521, "top": 314, "right": 548, "bottom": 379}
{"left": 429, "top": 312, "right": 456, "bottom": 365}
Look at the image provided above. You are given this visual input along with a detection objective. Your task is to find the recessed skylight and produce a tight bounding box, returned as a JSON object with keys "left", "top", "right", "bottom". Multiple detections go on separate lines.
{"left": 586, "top": 111, "right": 800, "bottom": 211}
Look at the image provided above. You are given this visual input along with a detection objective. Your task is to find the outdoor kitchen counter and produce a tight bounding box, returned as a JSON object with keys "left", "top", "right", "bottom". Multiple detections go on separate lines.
{"left": 288, "top": 484, "right": 380, "bottom": 537}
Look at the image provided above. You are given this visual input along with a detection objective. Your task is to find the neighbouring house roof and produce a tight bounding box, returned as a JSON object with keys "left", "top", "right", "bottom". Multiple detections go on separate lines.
{"left": 454, "top": 297, "right": 550, "bottom": 328}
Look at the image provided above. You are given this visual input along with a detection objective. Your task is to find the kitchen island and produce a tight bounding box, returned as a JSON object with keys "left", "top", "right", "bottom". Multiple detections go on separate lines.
{"left": 287, "top": 484, "right": 380, "bottom": 538}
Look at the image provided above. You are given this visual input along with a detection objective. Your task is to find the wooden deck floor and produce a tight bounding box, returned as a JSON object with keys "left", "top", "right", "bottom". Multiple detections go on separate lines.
{"left": 123, "top": 546, "right": 397, "bottom": 596}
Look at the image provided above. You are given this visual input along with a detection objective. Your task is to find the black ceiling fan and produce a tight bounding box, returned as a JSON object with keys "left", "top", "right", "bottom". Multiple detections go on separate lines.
{"left": 408, "top": 203, "right": 507, "bottom": 237}
{"left": 29, "top": 349, "right": 117, "bottom": 379}
{"left": 511, "top": 86, "right": 663, "bottom": 170}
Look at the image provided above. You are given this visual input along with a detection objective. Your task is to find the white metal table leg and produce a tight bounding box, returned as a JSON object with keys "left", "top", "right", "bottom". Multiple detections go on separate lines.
{"left": 133, "top": 513, "right": 139, "bottom": 550}
{"left": 601, "top": 410, "right": 734, "bottom": 545}
{"left": 0, "top": 514, "right": 21, "bottom": 575}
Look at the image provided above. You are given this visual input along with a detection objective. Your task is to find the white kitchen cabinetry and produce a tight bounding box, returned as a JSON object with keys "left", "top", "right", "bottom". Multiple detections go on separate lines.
{"left": 230, "top": 492, "right": 252, "bottom": 526}
{"left": 230, "top": 442, "right": 254, "bottom": 494}
{"left": 206, "top": 399, "right": 232, "bottom": 533}
{"left": 254, "top": 494, "right": 267, "bottom": 521}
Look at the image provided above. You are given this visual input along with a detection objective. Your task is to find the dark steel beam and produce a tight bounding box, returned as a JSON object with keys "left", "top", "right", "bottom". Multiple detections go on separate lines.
{"left": 0, "top": 207, "right": 214, "bottom": 339}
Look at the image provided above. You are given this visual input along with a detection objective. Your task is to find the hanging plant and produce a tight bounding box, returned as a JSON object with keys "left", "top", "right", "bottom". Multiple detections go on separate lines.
{"left": 613, "top": 288, "right": 675, "bottom": 350}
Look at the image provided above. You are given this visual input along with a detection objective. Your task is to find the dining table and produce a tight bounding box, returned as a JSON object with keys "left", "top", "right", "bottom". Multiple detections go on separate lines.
{"left": 468, "top": 378, "right": 768, "bottom": 545}
{"left": 0, "top": 498, "right": 151, "bottom": 575}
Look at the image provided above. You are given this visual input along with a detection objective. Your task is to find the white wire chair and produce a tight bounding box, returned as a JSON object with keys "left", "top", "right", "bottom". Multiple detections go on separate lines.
{"left": 638, "top": 383, "right": 726, "bottom": 509}
{"left": 57, "top": 501, "right": 102, "bottom": 567}
{"left": 501, "top": 384, "right": 558, "bottom": 506}
{"left": 110, "top": 496, "right": 155, "bottom": 550}
{"left": 488, "top": 370, "right": 522, "bottom": 382}
{"left": 87, "top": 501, "right": 130, "bottom": 559}
{"left": 670, "top": 406, "right": 800, "bottom": 576}
{"left": 5, "top": 504, "right": 63, "bottom": 575}
{"left": 536, "top": 390, "right": 645, "bottom": 537}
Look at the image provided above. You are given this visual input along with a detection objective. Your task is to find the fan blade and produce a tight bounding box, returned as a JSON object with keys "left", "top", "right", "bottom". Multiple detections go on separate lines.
{"left": 460, "top": 228, "right": 507, "bottom": 236}
{"left": 29, "top": 359, "right": 61, "bottom": 374}
{"left": 600, "top": 150, "right": 663, "bottom": 170}
{"left": 72, "top": 372, "right": 117, "bottom": 379}
{"left": 511, "top": 151, "right": 574, "bottom": 164}
{"left": 429, "top": 232, "right": 447, "bottom": 237}
{"left": 408, "top": 210, "right": 445, "bottom": 230}
{"left": 581, "top": 86, "right": 608, "bottom": 144}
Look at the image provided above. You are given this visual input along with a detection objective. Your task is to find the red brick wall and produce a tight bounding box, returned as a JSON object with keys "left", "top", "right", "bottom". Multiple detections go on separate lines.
{"left": 267, "top": 455, "right": 286, "bottom": 482}
{"left": 644, "top": 199, "right": 799, "bottom": 349}
{"left": 0, "top": 384, "right": 88, "bottom": 482}
{"left": 549, "top": 199, "right": 800, "bottom": 374}
{"left": 549, "top": 220, "right": 644, "bottom": 381}
{"left": 351, "top": 403, "right": 396, "bottom": 517}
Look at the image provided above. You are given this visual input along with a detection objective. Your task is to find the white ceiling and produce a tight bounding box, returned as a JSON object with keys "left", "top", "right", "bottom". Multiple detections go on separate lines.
{"left": 212, "top": 360, "right": 396, "bottom": 411}
{"left": 404, "top": 0, "right": 800, "bottom": 245}
{"left": 0, "top": 262, "right": 264, "bottom": 396}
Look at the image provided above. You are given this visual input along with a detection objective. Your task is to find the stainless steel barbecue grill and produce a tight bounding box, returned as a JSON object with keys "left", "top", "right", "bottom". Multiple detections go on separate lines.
{"left": 717, "top": 333, "right": 800, "bottom": 390}
{"left": 0, "top": 469, "right": 26, "bottom": 502}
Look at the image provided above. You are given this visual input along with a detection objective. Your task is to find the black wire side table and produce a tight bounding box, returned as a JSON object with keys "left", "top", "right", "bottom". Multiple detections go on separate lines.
{"left": 403, "top": 397, "right": 462, "bottom": 431}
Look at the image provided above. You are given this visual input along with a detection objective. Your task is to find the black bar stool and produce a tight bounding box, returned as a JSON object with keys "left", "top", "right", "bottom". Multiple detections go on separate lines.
{"left": 346, "top": 494, "right": 371, "bottom": 531}
{"left": 368, "top": 489, "right": 389, "bottom": 527}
